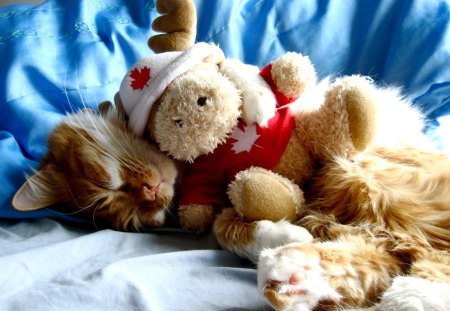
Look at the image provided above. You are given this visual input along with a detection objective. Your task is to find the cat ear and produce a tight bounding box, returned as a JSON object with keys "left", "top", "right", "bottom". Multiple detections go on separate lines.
{"left": 12, "top": 167, "right": 66, "bottom": 211}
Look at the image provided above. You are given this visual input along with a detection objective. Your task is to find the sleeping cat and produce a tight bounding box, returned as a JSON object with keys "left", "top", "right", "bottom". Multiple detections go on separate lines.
{"left": 214, "top": 86, "right": 450, "bottom": 310}
{"left": 12, "top": 106, "right": 178, "bottom": 231}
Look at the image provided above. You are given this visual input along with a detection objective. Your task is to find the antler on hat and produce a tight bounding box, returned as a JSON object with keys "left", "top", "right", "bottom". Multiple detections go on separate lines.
{"left": 119, "top": 42, "right": 224, "bottom": 136}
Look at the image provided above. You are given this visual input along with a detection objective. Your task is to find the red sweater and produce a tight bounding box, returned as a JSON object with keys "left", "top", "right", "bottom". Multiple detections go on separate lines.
{"left": 179, "top": 64, "right": 298, "bottom": 207}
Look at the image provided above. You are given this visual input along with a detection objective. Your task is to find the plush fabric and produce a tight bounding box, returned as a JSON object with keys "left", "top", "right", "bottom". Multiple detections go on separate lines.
{"left": 179, "top": 64, "right": 297, "bottom": 208}
{"left": 0, "top": 1, "right": 449, "bottom": 310}
{"left": 120, "top": 42, "right": 223, "bottom": 136}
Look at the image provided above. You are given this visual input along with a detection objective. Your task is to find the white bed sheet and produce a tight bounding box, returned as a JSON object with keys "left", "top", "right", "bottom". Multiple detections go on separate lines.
{"left": 0, "top": 219, "right": 263, "bottom": 311}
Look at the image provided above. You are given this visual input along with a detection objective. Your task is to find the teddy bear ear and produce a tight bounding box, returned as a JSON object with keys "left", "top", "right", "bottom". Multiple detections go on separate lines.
{"left": 203, "top": 44, "right": 225, "bottom": 65}
{"left": 148, "top": 0, "right": 197, "bottom": 53}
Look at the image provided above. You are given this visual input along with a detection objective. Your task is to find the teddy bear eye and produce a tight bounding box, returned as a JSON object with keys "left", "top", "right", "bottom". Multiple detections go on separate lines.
{"left": 175, "top": 119, "right": 184, "bottom": 128}
{"left": 197, "top": 96, "right": 207, "bottom": 107}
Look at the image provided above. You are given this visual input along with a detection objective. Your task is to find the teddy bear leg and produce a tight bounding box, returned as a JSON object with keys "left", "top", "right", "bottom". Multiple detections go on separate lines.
{"left": 178, "top": 203, "right": 215, "bottom": 233}
{"left": 214, "top": 167, "right": 311, "bottom": 262}
{"left": 297, "top": 75, "right": 378, "bottom": 160}
{"left": 228, "top": 167, "right": 304, "bottom": 222}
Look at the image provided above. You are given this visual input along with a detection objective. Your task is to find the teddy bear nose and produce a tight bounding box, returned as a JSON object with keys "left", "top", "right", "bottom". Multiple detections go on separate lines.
{"left": 175, "top": 119, "right": 184, "bottom": 128}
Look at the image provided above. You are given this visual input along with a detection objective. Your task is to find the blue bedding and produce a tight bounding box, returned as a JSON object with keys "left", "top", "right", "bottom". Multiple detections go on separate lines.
{"left": 0, "top": 1, "right": 449, "bottom": 310}
{"left": 1, "top": 0, "right": 450, "bottom": 221}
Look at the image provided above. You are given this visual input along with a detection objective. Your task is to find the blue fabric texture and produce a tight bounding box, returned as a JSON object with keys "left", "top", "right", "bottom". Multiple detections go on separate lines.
{"left": 1, "top": 0, "right": 449, "bottom": 220}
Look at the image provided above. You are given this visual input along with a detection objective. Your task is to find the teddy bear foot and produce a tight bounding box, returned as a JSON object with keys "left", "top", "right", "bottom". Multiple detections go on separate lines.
{"left": 178, "top": 203, "right": 215, "bottom": 232}
{"left": 227, "top": 167, "right": 304, "bottom": 222}
{"left": 329, "top": 75, "right": 378, "bottom": 153}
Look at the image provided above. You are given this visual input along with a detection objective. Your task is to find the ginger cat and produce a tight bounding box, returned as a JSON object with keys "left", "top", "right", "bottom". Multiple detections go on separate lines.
{"left": 13, "top": 107, "right": 178, "bottom": 231}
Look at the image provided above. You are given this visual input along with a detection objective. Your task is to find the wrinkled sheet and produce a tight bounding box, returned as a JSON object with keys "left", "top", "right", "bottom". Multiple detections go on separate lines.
{"left": 0, "top": 0, "right": 449, "bottom": 310}
{"left": 0, "top": 218, "right": 261, "bottom": 310}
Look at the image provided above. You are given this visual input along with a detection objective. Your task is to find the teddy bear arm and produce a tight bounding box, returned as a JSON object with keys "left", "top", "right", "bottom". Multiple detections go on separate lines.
{"left": 270, "top": 52, "right": 317, "bottom": 99}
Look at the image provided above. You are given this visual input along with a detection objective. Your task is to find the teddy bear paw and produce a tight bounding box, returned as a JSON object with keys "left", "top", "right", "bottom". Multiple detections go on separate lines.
{"left": 271, "top": 52, "right": 317, "bottom": 98}
{"left": 228, "top": 167, "right": 304, "bottom": 222}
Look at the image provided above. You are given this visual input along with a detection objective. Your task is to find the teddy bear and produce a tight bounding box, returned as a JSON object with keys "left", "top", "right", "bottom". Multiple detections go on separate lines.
{"left": 106, "top": 0, "right": 376, "bottom": 234}
{"left": 115, "top": 39, "right": 379, "bottom": 233}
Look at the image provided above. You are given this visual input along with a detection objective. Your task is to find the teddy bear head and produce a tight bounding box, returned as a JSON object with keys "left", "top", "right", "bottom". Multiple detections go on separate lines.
{"left": 119, "top": 42, "right": 277, "bottom": 162}
{"left": 152, "top": 61, "right": 242, "bottom": 162}
{"left": 118, "top": 43, "right": 241, "bottom": 162}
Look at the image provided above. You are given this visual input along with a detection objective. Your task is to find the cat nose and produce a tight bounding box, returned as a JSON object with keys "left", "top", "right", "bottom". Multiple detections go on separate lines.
{"left": 142, "top": 183, "right": 159, "bottom": 201}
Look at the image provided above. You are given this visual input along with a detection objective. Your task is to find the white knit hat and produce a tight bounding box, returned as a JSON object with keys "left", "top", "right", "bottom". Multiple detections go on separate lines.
{"left": 119, "top": 42, "right": 224, "bottom": 136}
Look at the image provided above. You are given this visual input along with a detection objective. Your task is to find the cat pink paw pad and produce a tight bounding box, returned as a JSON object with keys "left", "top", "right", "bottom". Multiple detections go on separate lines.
{"left": 257, "top": 243, "right": 341, "bottom": 311}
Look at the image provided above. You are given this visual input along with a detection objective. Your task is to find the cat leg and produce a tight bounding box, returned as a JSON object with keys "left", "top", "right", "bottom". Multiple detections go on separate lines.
{"left": 214, "top": 208, "right": 312, "bottom": 263}
{"left": 297, "top": 212, "right": 379, "bottom": 241}
{"left": 375, "top": 275, "right": 450, "bottom": 311}
{"left": 409, "top": 250, "right": 450, "bottom": 283}
{"left": 258, "top": 235, "right": 403, "bottom": 311}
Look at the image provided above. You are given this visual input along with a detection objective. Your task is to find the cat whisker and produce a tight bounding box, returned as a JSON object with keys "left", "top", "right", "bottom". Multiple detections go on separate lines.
{"left": 14, "top": 106, "right": 178, "bottom": 234}
{"left": 68, "top": 111, "right": 143, "bottom": 171}
{"left": 62, "top": 60, "right": 147, "bottom": 169}
{"left": 65, "top": 113, "right": 143, "bottom": 177}
{"left": 74, "top": 57, "right": 91, "bottom": 111}
{"left": 91, "top": 203, "right": 100, "bottom": 231}
{"left": 62, "top": 62, "right": 78, "bottom": 114}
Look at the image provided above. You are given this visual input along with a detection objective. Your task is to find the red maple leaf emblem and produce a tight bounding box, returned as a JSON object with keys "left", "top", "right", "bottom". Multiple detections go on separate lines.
{"left": 130, "top": 66, "right": 151, "bottom": 90}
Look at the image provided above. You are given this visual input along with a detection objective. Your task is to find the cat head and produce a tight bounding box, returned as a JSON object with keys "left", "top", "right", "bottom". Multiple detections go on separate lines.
{"left": 13, "top": 108, "right": 178, "bottom": 231}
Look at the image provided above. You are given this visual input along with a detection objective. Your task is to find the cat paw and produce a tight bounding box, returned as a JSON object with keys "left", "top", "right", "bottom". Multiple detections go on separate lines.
{"left": 258, "top": 243, "right": 341, "bottom": 311}
{"left": 255, "top": 220, "right": 313, "bottom": 249}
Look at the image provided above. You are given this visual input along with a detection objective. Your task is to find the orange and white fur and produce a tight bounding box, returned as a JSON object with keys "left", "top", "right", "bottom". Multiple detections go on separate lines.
{"left": 215, "top": 82, "right": 450, "bottom": 310}
{"left": 13, "top": 107, "right": 178, "bottom": 231}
